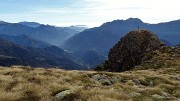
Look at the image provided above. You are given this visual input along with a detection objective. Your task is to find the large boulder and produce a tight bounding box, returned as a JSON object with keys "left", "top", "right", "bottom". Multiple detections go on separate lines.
{"left": 96, "top": 30, "right": 162, "bottom": 72}
{"left": 92, "top": 74, "right": 112, "bottom": 85}
{"left": 55, "top": 90, "right": 77, "bottom": 101}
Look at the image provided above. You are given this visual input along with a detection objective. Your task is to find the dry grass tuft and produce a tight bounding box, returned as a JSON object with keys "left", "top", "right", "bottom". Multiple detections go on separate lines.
{"left": 0, "top": 63, "right": 179, "bottom": 101}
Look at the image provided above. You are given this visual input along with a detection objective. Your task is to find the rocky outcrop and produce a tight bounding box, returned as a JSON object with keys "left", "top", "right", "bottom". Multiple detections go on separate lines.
{"left": 92, "top": 74, "right": 112, "bottom": 85}
{"left": 95, "top": 30, "right": 163, "bottom": 72}
{"left": 55, "top": 90, "right": 78, "bottom": 101}
{"left": 92, "top": 74, "right": 123, "bottom": 86}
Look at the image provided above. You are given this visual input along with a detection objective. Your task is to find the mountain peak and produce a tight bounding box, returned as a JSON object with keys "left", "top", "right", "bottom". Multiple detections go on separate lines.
{"left": 101, "top": 18, "right": 144, "bottom": 28}
{"left": 0, "top": 21, "right": 8, "bottom": 24}
{"left": 68, "top": 25, "right": 88, "bottom": 32}
{"left": 19, "top": 21, "right": 41, "bottom": 28}
{"left": 95, "top": 30, "right": 162, "bottom": 72}
{"left": 125, "top": 18, "right": 143, "bottom": 23}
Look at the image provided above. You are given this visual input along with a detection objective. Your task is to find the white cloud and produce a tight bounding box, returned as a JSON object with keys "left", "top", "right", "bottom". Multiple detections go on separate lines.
{"left": 1, "top": 0, "right": 180, "bottom": 27}
{"left": 79, "top": 0, "right": 180, "bottom": 25}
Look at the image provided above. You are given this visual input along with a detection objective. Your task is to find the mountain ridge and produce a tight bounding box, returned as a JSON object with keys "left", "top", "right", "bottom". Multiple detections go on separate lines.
{"left": 19, "top": 21, "right": 41, "bottom": 28}
{"left": 0, "top": 34, "right": 51, "bottom": 48}
{"left": 0, "top": 38, "right": 86, "bottom": 69}
{"left": 61, "top": 18, "right": 180, "bottom": 67}
{"left": 0, "top": 22, "right": 79, "bottom": 45}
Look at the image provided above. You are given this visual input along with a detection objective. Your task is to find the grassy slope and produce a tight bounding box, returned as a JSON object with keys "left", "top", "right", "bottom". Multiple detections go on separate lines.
{"left": 0, "top": 46, "right": 179, "bottom": 101}
{"left": 0, "top": 66, "right": 179, "bottom": 101}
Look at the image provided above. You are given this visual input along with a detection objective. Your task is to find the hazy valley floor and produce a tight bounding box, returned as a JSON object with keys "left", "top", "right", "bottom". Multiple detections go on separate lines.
{"left": 0, "top": 65, "right": 179, "bottom": 101}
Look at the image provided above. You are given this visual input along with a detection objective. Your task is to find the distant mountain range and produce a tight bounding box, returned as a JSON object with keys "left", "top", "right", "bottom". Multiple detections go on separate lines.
{"left": 0, "top": 21, "right": 8, "bottom": 24}
{"left": 68, "top": 25, "right": 87, "bottom": 32}
{"left": 61, "top": 18, "right": 180, "bottom": 67}
{"left": 0, "top": 19, "right": 180, "bottom": 69}
{"left": 0, "top": 21, "right": 89, "bottom": 69}
{"left": 30, "top": 25, "right": 78, "bottom": 45}
{"left": 0, "top": 21, "right": 87, "bottom": 45}
{"left": 0, "top": 38, "right": 86, "bottom": 69}
{"left": 19, "top": 21, "right": 41, "bottom": 28}
{"left": 0, "top": 34, "right": 50, "bottom": 48}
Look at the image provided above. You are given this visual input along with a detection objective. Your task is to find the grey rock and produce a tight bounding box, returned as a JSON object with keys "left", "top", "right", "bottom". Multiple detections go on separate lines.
{"left": 109, "top": 76, "right": 122, "bottom": 83}
{"left": 161, "top": 91, "right": 170, "bottom": 97}
{"left": 164, "top": 97, "right": 178, "bottom": 100}
{"left": 138, "top": 85, "right": 145, "bottom": 88}
{"left": 133, "top": 79, "right": 141, "bottom": 85}
{"left": 92, "top": 74, "right": 112, "bottom": 85}
{"left": 55, "top": 90, "right": 75, "bottom": 100}
{"left": 129, "top": 92, "right": 141, "bottom": 97}
{"left": 109, "top": 88, "right": 119, "bottom": 92}
{"left": 149, "top": 81, "right": 154, "bottom": 86}
{"left": 175, "top": 77, "right": 180, "bottom": 81}
{"left": 170, "top": 58, "right": 174, "bottom": 60}
{"left": 152, "top": 94, "right": 164, "bottom": 99}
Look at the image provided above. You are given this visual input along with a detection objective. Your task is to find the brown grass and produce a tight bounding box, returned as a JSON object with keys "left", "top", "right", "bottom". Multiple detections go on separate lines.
{"left": 0, "top": 65, "right": 179, "bottom": 101}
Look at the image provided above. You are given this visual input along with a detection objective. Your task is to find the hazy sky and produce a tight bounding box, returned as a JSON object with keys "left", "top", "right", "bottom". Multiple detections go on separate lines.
{"left": 0, "top": 0, "right": 180, "bottom": 27}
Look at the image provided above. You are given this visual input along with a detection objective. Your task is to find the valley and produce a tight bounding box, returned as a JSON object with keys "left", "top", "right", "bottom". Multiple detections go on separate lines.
{"left": 1, "top": 0, "right": 180, "bottom": 101}
{"left": 0, "top": 29, "right": 179, "bottom": 101}
{"left": 0, "top": 18, "right": 180, "bottom": 69}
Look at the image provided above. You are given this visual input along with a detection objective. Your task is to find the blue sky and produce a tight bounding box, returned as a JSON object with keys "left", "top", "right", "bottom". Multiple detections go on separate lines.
{"left": 0, "top": 0, "right": 180, "bottom": 27}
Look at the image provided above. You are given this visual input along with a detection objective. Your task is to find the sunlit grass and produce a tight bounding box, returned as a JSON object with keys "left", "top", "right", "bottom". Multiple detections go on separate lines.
{"left": 0, "top": 65, "right": 179, "bottom": 101}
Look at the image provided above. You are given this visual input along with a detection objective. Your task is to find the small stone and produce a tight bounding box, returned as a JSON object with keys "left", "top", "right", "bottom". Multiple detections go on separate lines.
{"left": 164, "top": 63, "right": 168, "bottom": 67}
{"left": 129, "top": 92, "right": 141, "bottom": 97}
{"left": 133, "top": 79, "right": 141, "bottom": 85}
{"left": 175, "top": 77, "right": 180, "bottom": 81}
{"left": 55, "top": 90, "right": 75, "bottom": 100}
{"left": 109, "top": 76, "right": 122, "bottom": 83}
{"left": 92, "top": 74, "right": 112, "bottom": 85}
{"left": 164, "top": 97, "right": 179, "bottom": 100}
{"left": 170, "top": 58, "right": 174, "bottom": 60}
{"left": 138, "top": 85, "right": 145, "bottom": 88}
{"left": 152, "top": 94, "right": 164, "bottom": 99}
{"left": 149, "top": 81, "right": 154, "bottom": 86}
{"left": 161, "top": 91, "right": 169, "bottom": 97}
{"left": 109, "top": 88, "right": 119, "bottom": 92}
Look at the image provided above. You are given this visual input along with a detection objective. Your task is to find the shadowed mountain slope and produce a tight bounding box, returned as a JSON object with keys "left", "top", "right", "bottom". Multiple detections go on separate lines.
{"left": 0, "top": 34, "right": 50, "bottom": 48}
{"left": 0, "top": 22, "right": 79, "bottom": 45}
{"left": 0, "top": 38, "right": 86, "bottom": 70}
{"left": 61, "top": 18, "right": 180, "bottom": 67}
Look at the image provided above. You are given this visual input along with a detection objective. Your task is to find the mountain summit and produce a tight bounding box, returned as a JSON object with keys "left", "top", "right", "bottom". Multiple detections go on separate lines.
{"left": 62, "top": 18, "right": 180, "bottom": 68}
{"left": 126, "top": 18, "right": 143, "bottom": 23}
{"left": 19, "top": 21, "right": 41, "bottom": 28}
{"left": 96, "top": 30, "right": 163, "bottom": 71}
